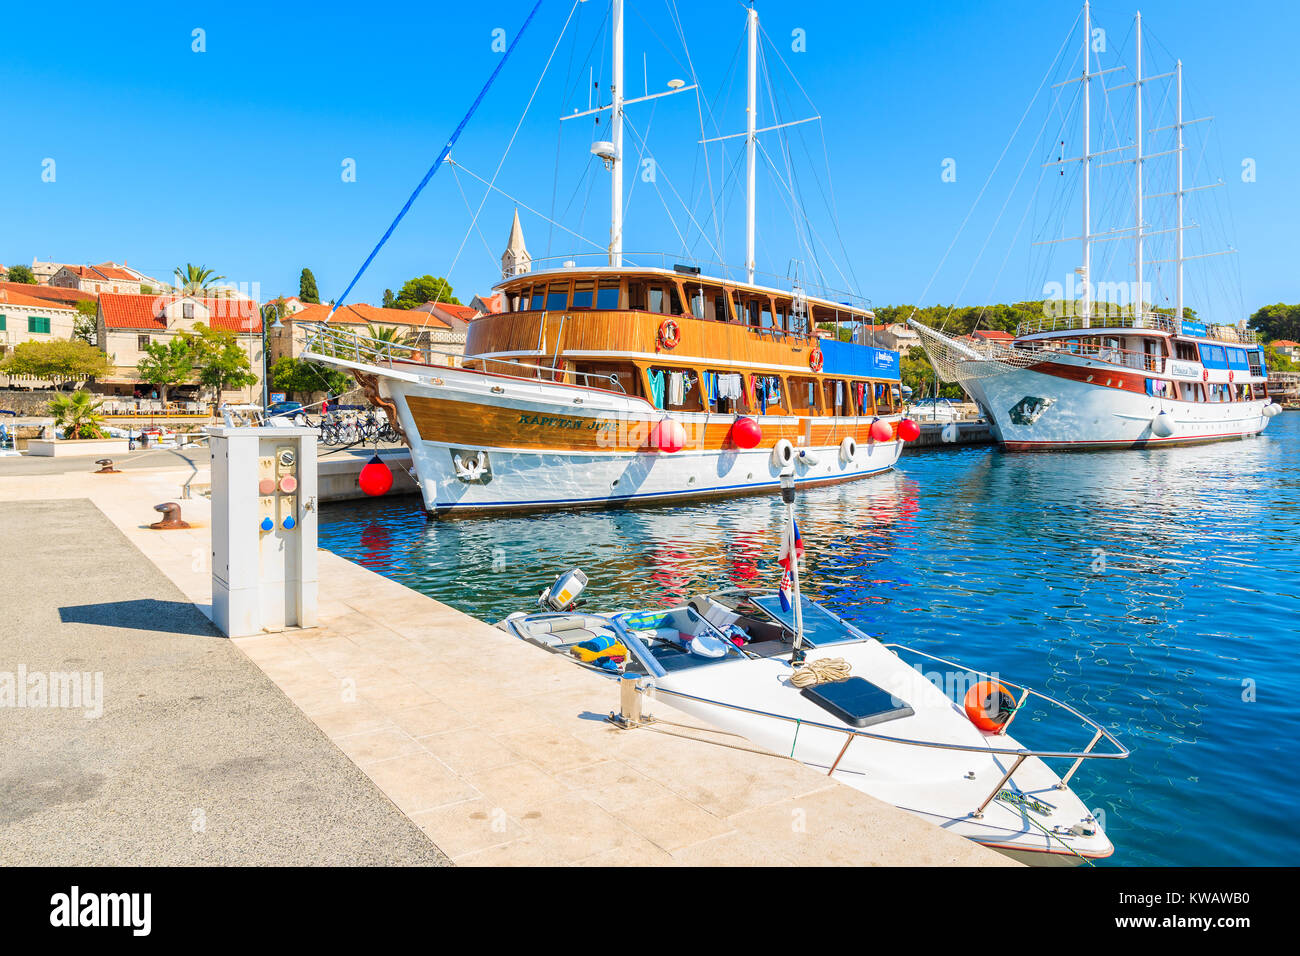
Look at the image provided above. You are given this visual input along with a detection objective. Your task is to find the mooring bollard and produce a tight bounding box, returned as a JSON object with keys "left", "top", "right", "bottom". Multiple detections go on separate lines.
{"left": 618, "top": 673, "right": 642, "bottom": 728}
{"left": 149, "top": 502, "right": 191, "bottom": 530}
{"left": 93, "top": 459, "right": 120, "bottom": 474}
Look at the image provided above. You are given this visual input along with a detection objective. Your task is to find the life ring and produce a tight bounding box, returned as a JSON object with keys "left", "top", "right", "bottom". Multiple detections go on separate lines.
{"left": 1202, "top": 368, "right": 1209, "bottom": 382}
{"left": 964, "top": 681, "right": 1016, "bottom": 733}
{"left": 771, "top": 438, "right": 794, "bottom": 470}
{"left": 808, "top": 348, "right": 824, "bottom": 373}
{"left": 1228, "top": 370, "right": 1235, "bottom": 383}
{"left": 658, "top": 318, "right": 681, "bottom": 350}
{"left": 839, "top": 436, "right": 857, "bottom": 464}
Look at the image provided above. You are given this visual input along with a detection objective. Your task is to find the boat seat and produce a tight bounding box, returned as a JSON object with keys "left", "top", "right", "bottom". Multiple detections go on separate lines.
{"left": 688, "top": 595, "right": 740, "bottom": 631}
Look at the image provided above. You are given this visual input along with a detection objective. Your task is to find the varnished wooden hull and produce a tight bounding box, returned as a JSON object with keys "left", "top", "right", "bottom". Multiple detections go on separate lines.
{"left": 376, "top": 364, "right": 904, "bottom": 515}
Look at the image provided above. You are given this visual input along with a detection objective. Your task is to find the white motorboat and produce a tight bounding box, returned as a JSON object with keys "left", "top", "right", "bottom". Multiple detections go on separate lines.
{"left": 500, "top": 481, "right": 1129, "bottom": 866}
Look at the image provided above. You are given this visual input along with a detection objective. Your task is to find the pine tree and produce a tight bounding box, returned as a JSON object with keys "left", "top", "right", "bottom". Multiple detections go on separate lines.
{"left": 382, "top": 289, "right": 395, "bottom": 309}
{"left": 299, "top": 268, "right": 320, "bottom": 304}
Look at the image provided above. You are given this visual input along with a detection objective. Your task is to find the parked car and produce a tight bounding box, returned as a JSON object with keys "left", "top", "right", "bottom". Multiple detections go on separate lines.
{"left": 266, "top": 401, "right": 305, "bottom": 418}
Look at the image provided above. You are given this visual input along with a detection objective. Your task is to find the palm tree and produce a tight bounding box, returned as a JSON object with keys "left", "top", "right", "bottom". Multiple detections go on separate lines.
{"left": 174, "top": 264, "right": 226, "bottom": 296}
{"left": 48, "top": 390, "right": 108, "bottom": 440}
{"left": 364, "top": 324, "right": 416, "bottom": 356}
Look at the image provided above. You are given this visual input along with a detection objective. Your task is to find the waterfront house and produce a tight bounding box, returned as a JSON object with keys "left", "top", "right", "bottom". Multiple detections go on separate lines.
{"left": 49, "top": 262, "right": 161, "bottom": 296}
{"left": 95, "top": 292, "right": 264, "bottom": 402}
{"left": 1270, "top": 340, "right": 1299, "bottom": 362}
{"left": 0, "top": 288, "right": 81, "bottom": 388}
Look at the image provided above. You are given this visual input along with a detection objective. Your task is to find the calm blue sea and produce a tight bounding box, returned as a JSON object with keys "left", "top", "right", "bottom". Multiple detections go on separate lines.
{"left": 319, "top": 414, "right": 1300, "bottom": 866}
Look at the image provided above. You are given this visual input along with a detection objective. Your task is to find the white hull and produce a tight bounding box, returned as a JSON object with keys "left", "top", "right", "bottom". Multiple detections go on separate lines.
{"left": 958, "top": 359, "right": 1270, "bottom": 450}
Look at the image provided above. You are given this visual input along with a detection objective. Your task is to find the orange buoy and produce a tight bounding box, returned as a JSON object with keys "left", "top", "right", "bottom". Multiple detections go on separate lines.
{"left": 964, "top": 681, "right": 1015, "bottom": 732}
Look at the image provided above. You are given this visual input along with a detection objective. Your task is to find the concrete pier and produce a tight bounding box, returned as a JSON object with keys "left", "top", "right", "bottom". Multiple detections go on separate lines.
{"left": 0, "top": 452, "right": 1012, "bottom": 866}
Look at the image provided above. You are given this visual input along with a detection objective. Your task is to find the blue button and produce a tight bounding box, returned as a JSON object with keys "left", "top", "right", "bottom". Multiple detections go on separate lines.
{"left": 282, "top": 515, "right": 296, "bottom": 531}
{"left": 260, "top": 516, "right": 273, "bottom": 532}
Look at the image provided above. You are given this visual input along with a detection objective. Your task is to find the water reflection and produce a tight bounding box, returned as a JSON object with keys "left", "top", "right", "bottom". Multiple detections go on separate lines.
{"left": 320, "top": 417, "right": 1300, "bottom": 865}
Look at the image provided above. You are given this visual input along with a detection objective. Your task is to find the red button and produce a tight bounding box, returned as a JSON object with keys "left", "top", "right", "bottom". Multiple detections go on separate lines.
{"left": 279, "top": 475, "right": 298, "bottom": 494}
{"left": 258, "top": 478, "right": 275, "bottom": 495}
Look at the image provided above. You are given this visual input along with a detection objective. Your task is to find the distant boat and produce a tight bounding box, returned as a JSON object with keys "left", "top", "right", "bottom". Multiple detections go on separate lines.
{"left": 912, "top": 2, "right": 1283, "bottom": 450}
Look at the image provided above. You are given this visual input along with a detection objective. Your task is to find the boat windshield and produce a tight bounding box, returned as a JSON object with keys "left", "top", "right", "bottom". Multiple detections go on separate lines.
{"left": 750, "top": 596, "right": 868, "bottom": 647}
{"left": 613, "top": 607, "right": 746, "bottom": 676}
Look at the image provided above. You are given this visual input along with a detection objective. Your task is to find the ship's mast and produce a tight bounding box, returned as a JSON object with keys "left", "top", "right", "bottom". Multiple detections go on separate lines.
{"left": 610, "top": 0, "right": 624, "bottom": 267}
{"left": 745, "top": 2, "right": 758, "bottom": 285}
{"left": 1081, "top": 0, "right": 1092, "bottom": 326}
{"left": 1175, "top": 59, "right": 1184, "bottom": 323}
{"left": 1134, "top": 11, "right": 1144, "bottom": 321}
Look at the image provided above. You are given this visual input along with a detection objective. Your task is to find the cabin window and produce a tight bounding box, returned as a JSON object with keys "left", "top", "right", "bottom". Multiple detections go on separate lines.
{"left": 822, "top": 379, "right": 851, "bottom": 415}
{"left": 703, "top": 369, "right": 751, "bottom": 413}
{"left": 852, "top": 380, "right": 874, "bottom": 415}
{"left": 873, "top": 381, "right": 898, "bottom": 414}
{"left": 529, "top": 287, "right": 546, "bottom": 310}
{"left": 787, "top": 376, "right": 820, "bottom": 414}
{"left": 571, "top": 281, "right": 594, "bottom": 310}
{"left": 648, "top": 287, "right": 666, "bottom": 314}
{"left": 647, "top": 366, "right": 702, "bottom": 410}
{"left": 573, "top": 362, "right": 640, "bottom": 397}
{"left": 545, "top": 282, "right": 569, "bottom": 311}
{"left": 1252, "top": 383, "right": 1267, "bottom": 400}
{"left": 744, "top": 300, "right": 761, "bottom": 327}
{"left": 627, "top": 281, "right": 647, "bottom": 311}
{"left": 714, "top": 294, "right": 729, "bottom": 322}
{"left": 760, "top": 303, "right": 775, "bottom": 329}
{"left": 689, "top": 288, "right": 706, "bottom": 319}
{"left": 596, "top": 281, "right": 620, "bottom": 309}
{"left": 1175, "top": 341, "right": 1198, "bottom": 361}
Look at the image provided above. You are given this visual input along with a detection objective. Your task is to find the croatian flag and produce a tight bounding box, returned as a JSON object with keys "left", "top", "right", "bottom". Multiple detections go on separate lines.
{"left": 778, "top": 518, "right": 803, "bottom": 612}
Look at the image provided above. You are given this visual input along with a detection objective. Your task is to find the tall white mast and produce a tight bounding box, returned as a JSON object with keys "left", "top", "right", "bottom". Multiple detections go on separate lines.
{"left": 745, "top": 2, "right": 758, "bottom": 285}
{"left": 1081, "top": 0, "right": 1092, "bottom": 326}
{"left": 1134, "top": 11, "right": 1144, "bottom": 320}
{"left": 610, "top": 0, "right": 624, "bottom": 267}
{"left": 1175, "top": 59, "right": 1184, "bottom": 324}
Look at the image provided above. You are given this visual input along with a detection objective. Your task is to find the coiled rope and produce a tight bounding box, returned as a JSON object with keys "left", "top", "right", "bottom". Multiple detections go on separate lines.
{"left": 789, "top": 657, "right": 852, "bottom": 688}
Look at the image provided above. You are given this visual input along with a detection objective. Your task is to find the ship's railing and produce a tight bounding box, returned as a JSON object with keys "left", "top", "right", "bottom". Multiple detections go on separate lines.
{"left": 1013, "top": 339, "right": 1165, "bottom": 374}
{"left": 515, "top": 251, "right": 873, "bottom": 314}
{"left": 1016, "top": 312, "right": 1176, "bottom": 336}
{"left": 301, "top": 322, "right": 626, "bottom": 394}
{"left": 1200, "top": 324, "right": 1258, "bottom": 344}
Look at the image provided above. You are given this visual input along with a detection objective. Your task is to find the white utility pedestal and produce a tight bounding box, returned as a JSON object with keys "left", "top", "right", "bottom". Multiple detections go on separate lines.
{"left": 208, "top": 426, "right": 318, "bottom": 638}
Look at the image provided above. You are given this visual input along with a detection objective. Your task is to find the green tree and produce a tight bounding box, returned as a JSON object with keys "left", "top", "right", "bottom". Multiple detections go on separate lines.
{"left": 173, "top": 264, "right": 226, "bottom": 295}
{"left": 1263, "top": 344, "right": 1297, "bottom": 372}
{"left": 299, "top": 267, "right": 320, "bottom": 304}
{"left": 269, "top": 356, "right": 351, "bottom": 399}
{"left": 48, "top": 390, "right": 108, "bottom": 440}
{"left": 73, "top": 300, "right": 99, "bottom": 345}
{"left": 392, "top": 275, "right": 459, "bottom": 309}
{"left": 136, "top": 337, "right": 196, "bottom": 403}
{"left": 382, "top": 288, "right": 395, "bottom": 309}
{"left": 5, "top": 264, "right": 36, "bottom": 284}
{"left": 0, "top": 339, "right": 108, "bottom": 388}
{"left": 185, "top": 324, "right": 257, "bottom": 400}
{"left": 1248, "top": 303, "right": 1300, "bottom": 343}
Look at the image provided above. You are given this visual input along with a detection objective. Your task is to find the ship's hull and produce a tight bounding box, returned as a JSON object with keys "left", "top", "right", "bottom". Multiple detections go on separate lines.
{"left": 958, "top": 358, "right": 1271, "bottom": 451}
{"left": 374, "top": 363, "right": 904, "bottom": 515}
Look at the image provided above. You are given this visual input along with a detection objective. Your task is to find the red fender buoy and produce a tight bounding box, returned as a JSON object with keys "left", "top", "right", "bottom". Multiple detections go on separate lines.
{"left": 964, "top": 681, "right": 1015, "bottom": 732}
{"left": 358, "top": 454, "right": 394, "bottom": 496}
{"left": 649, "top": 419, "right": 687, "bottom": 453}
{"left": 897, "top": 418, "right": 920, "bottom": 442}
{"left": 730, "top": 416, "right": 762, "bottom": 449}
{"left": 869, "top": 419, "right": 894, "bottom": 443}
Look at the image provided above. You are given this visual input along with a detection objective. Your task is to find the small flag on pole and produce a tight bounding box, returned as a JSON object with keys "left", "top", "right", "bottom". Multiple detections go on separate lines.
{"left": 779, "top": 568, "right": 793, "bottom": 612}
{"left": 777, "top": 518, "right": 803, "bottom": 612}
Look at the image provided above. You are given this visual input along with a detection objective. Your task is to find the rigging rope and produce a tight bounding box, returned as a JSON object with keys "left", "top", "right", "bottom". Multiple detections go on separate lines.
{"left": 789, "top": 657, "right": 852, "bottom": 688}
{"left": 326, "top": 0, "right": 544, "bottom": 320}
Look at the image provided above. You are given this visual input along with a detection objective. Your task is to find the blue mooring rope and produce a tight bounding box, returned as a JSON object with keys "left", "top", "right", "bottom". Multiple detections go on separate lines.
{"left": 327, "top": 0, "right": 545, "bottom": 319}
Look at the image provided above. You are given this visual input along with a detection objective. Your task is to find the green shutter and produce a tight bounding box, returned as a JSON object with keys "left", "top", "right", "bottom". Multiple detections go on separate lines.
{"left": 28, "top": 316, "right": 51, "bottom": 334}
{"left": 0, "top": 314, "right": 6, "bottom": 331}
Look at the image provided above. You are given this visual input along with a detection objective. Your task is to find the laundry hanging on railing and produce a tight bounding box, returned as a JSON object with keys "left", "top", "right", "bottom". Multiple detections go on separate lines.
{"left": 649, "top": 369, "right": 666, "bottom": 409}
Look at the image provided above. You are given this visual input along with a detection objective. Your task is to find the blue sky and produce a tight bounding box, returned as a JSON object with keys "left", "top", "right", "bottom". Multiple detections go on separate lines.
{"left": 1, "top": 0, "right": 1295, "bottom": 320}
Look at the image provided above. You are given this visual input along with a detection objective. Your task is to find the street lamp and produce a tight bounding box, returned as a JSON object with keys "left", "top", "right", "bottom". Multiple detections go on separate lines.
{"left": 261, "top": 304, "right": 283, "bottom": 409}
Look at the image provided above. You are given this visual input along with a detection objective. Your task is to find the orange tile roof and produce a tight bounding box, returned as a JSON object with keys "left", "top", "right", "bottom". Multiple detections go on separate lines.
{"left": 0, "top": 282, "right": 95, "bottom": 305}
{"left": 1271, "top": 339, "right": 1299, "bottom": 348}
{"left": 292, "top": 302, "right": 451, "bottom": 329}
{"left": 64, "top": 264, "right": 138, "bottom": 282}
{"left": 974, "top": 329, "right": 1015, "bottom": 340}
{"left": 0, "top": 288, "right": 77, "bottom": 311}
{"left": 99, "top": 293, "right": 262, "bottom": 332}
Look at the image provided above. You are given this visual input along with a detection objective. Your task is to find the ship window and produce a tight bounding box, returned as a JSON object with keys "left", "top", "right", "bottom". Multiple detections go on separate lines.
{"left": 822, "top": 379, "right": 851, "bottom": 415}
{"left": 703, "top": 370, "right": 750, "bottom": 413}
{"left": 545, "top": 283, "right": 569, "bottom": 310}
{"left": 788, "top": 376, "right": 819, "bottom": 413}
{"left": 529, "top": 287, "right": 546, "bottom": 310}
{"left": 745, "top": 300, "right": 761, "bottom": 327}
{"left": 753, "top": 374, "right": 786, "bottom": 414}
{"left": 689, "top": 288, "right": 706, "bottom": 319}
{"left": 627, "top": 282, "right": 647, "bottom": 311}
{"left": 760, "top": 304, "right": 774, "bottom": 329}
{"left": 714, "top": 294, "right": 728, "bottom": 322}
{"left": 596, "top": 282, "right": 620, "bottom": 309}
{"left": 648, "top": 366, "right": 702, "bottom": 410}
{"left": 571, "top": 281, "right": 594, "bottom": 310}
{"left": 873, "top": 380, "right": 898, "bottom": 414}
{"left": 648, "top": 287, "right": 665, "bottom": 314}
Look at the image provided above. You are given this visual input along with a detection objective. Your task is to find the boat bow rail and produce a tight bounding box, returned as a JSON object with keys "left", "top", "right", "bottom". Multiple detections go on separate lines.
{"left": 622, "top": 641, "right": 1128, "bottom": 820}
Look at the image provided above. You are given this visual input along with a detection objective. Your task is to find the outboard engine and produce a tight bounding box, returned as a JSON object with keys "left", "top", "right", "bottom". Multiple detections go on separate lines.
{"left": 538, "top": 568, "right": 588, "bottom": 612}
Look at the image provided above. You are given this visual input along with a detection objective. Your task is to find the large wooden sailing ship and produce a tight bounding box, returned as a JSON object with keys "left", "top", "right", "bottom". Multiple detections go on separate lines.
{"left": 306, "top": 1, "right": 916, "bottom": 515}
